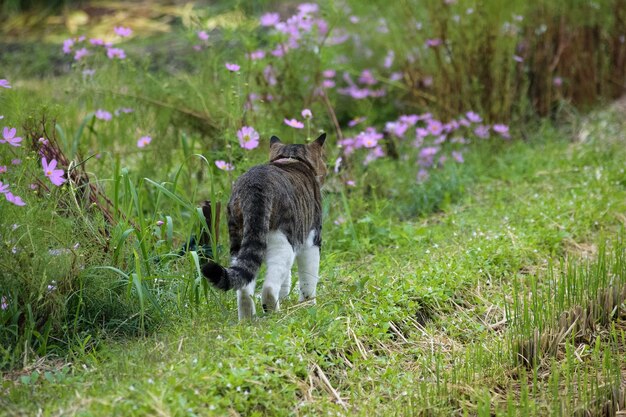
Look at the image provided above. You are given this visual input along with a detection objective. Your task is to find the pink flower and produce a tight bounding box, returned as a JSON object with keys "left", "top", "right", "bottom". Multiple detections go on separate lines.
{"left": 0, "top": 166, "right": 6, "bottom": 173}
{"left": 474, "top": 125, "right": 490, "bottom": 139}
{"left": 95, "top": 109, "right": 112, "bottom": 121}
{"left": 237, "top": 126, "right": 260, "bottom": 149}
{"left": 384, "top": 50, "right": 395, "bottom": 68}
{"left": 301, "top": 109, "right": 313, "bottom": 119}
{"left": 114, "top": 26, "right": 133, "bottom": 37}
{"left": 215, "top": 160, "right": 234, "bottom": 171}
{"left": 0, "top": 79, "right": 11, "bottom": 89}
{"left": 322, "top": 79, "right": 335, "bottom": 89}
{"left": 284, "top": 118, "right": 304, "bottom": 129}
{"left": 553, "top": 76, "right": 563, "bottom": 87}
{"left": 107, "top": 48, "right": 126, "bottom": 59}
{"left": 156, "top": 220, "right": 164, "bottom": 226}
{"left": 426, "top": 120, "right": 444, "bottom": 136}
{"left": 356, "top": 127, "right": 383, "bottom": 148}
{"left": 74, "top": 47, "right": 89, "bottom": 61}
{"left": 1, "top": 127, "right": 23, "bottom": 147}
{"left": 346, "top": 180, "right": 356, "bottom": 187}
{"left": 198, "top": 31, "right": 209, "bottom": 41}
{"left": 42, "top": 157, "right": 66, "bottom": 187}
{"left": 465, "top": 111, "right": 482, "bottom": 123}
{"left": 260, "top": 12, "right": 281, "bottom": 27}
{"left": 249, "top": 50, "right": 265, "bottom": 60}
{"left": 62, "top": 38, "right": 74, "bottom": 54}
{"left": 225, "top": 63, "right": 240, "bottom": 72}
{"left": 322, "top": 69, "right": 336, "bottom": 78}
{"left": 493, "top": 124, "right": 511, "bottom": 139}
{"left": 0, "top": 181, "right": 8, "bottom": 194}
{"left": 425, "top": 38, "right": 442, "bottom": 47}
{"left": 137, "top": 136, "right": 152, "bottom": 148}
{"left": 348, "top": 116, "right": 366, "bottom": 127}
{"left": 5, "top": 192, "right": 26, "bottom": 206}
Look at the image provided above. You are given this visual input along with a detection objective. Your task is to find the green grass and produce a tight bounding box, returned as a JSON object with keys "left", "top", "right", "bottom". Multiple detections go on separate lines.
{"left": 2, "top": 113, "right": 625, "bottom": 416}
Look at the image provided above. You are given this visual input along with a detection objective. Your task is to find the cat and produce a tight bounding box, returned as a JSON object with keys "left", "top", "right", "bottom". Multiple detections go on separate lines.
{"left": 202, "top": 133, "right": 327, "bottom": 319}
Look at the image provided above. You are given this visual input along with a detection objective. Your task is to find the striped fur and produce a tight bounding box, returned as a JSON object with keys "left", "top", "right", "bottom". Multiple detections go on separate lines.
{"left": 202, "top": 133, "right": 327, "bottom": 295}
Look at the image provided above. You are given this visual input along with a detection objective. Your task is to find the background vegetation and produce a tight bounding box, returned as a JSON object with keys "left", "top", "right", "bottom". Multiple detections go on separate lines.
{"left": 1, "top": 0, "right": 625, "bottom": 415}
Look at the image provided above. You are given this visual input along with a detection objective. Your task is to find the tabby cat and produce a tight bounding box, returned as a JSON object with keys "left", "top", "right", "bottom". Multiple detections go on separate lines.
{"left": 202, "top": 133, "right": 327, "bottom": 319}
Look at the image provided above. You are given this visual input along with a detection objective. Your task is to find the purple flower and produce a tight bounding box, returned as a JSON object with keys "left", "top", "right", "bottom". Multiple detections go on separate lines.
{"left": 114, "top": 26, "right": 133, "bottom": 37}
{"left": 197, "top": 31, "right": 209, "bottom": 41}
{"left": 107, "top": 48, "right": 126, "bottom": 59}
{"left": 322, "top": 69, "right": 336, "bottom": 78}
{"left": 346, "top": 180, "right": 356, "bottom": 187}
{"left": 263, "top": 65, "right": 277, "bottom": 85}
{"left": 156, "top": 220, "right": 164, "bottom": 226}
{"left": 356, "top": 127, "right": 383, "bottom": 148}
{"left": 384, "top": 50, "right": 395, "bottom": 68}
{"left": 90, "top": 38, "right": 105, "bottom": 46}
{"left": 1, "top": 296, "right": 7, "bottom": 310}
{"left": 225, "top": 63, "right": 240, "bottom": 72}
{"left": 493, "top": 124, "right": 511, "bottom": 139}
{"left": 426, "top": 120, "right": 444, "bottom": 136}
{"left": 452, "top": 151, "right": 464, "bottom": 163}
{"left": 301, "top": 109, "right": 313, "bottom": 119}
{"left": 260, "top": 12, "right": 280, "bottom": 27}
{"left": 298, "top": 3, "right": 319, "bottom": 15}
{"left": 553, "top": 76, "right": 563, "bottom": 87}
{"left": 474, "top": 125, "right": 490, "bottom": 139}
{"left": 249, "top": 50, "right": 265, "bottom": 60}
{"left": 322, "top": 79, "right": 335, "bottom": 89}
{"left": 5, "top": 192, "right": 26, "bottom": 206}
{"left": 83, "top": 68, "right": 96, "bottom": 77}
{"left": 284, "top": 118, "right": 304, "bottom": 129}
{"left": 425, "top": 38, "right": 442, "bottom": 47}
{"left": 74, "top": 47, "right": 89, "bottom": 61}
{"left": 513, "top": 55, "right": 524, "bottom": 63}
{"left": 348, "top": 117, "right": 366, "bottom": 127}
{"left": 358, "top": 69, "right": 377, "bottom": 86}
{"left": 0, "top": 166, "right": 6, "bottom": 173}
{"left": 62, "top": 38, "right": 74, "bottom": 54}
{"left": 0, "top": 180, "right": 9, "bottom": 194}
{"left": 385, "top": 121, "right": 409, "bottom": 138}
{"left": 237, "top": 126, "right": 260, "bottom": 149}
{"left": 0, "top": 79, "right": 11, "bottom": 89}
{"left": 465, "top": 111, "right": 482, "bottom": 123}
{"left": 1, "top": 127, "right": 23, "bottom": 147}
{"left": 42, "top": 157, "right": 66, "bottom": 187}
{"left": 137, "top": 136, "right": 152, "bottom": 148}
{"left": 417, "top": 169, "right": 429, "bottom": 182}
{"left": 95, "top": 109, "right": 112, "bottom": 121}
{"left": 215, "top": 160, "right": 234, "bottom": 171}
{"left": 364, "top": 146, "right": 385, "bottom": 165}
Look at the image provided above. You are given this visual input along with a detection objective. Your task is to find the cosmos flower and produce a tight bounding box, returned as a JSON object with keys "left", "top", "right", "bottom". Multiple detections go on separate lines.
{"left": 301, "top": 109, "right": 313, "bottom": 119}
{"left": 5, "top": 192, "right": 25, "bottom": 206}
{"left": 465, "top": 111, "right": 482, "bottom": 123}
{"left": 225, "top": 63, "right": 240, "bottom": 72}
{"left": 107, "top": 48, "right": 126, "bottom": 59}
{"left": 260, "top": 12, "right": 281, "bottom": 27}
{"left": 0, "top": 79, "right": 11, "bottom": 89}
{"left": 95, "top": 110, "right": 112, "bottom": 121}
{"left": 137, "top": 136, "right": 152, "bottom": 148}
{"left": 114, "top": 26, "right": 133, "bottom": 37}
{"left": 215, "top": 160, "right": 235, "bottom": 171}
{"left": 1, "top": 127, "right": 23, "bottom": 147}
{"left": 237, "top": 126, "right": 260, "bottom": 149}
{"left": 197, "top": 31, "right": 209, "bottom": 41}
{"left": 74, "top": 47, "right": 89, "bottom": 61}
{"left": 42, "top": 157, "right": 66, "bottom": 186}
{"left": 492, "top": 124, "right": 511, "bottom": 139}
{"left": 284, "top": 118, "right": 304, "bottom": 129}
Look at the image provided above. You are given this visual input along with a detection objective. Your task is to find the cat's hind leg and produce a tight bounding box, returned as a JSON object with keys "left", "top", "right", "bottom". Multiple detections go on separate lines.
{"left": 262, "top": 231, "right": 295, "bottom": 313}
{"left": 296, "top": 242, "right": 320, "bottom": 303}
{"left": 237, "top": 278, "right": 256, "bottom": 320}
{"left": 279, "top": 271, "right": 292, "bottom": 300}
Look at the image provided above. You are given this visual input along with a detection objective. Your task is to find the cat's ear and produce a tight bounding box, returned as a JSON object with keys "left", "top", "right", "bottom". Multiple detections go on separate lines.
{"left": 311, "top": 133, "right": 326, "bottom": 147}
{"left": 270, "top": 136, "right": 282, "bottom": 147}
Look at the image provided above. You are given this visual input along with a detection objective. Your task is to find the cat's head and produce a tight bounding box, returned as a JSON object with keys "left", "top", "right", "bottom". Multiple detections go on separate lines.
{"left": 269, "top": 133, "right": 327, "bottom": 184}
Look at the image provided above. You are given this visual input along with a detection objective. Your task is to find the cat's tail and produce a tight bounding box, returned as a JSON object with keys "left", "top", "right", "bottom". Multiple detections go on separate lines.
{"left": 202, "top": 195, "right": 269, "bottom": 291}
